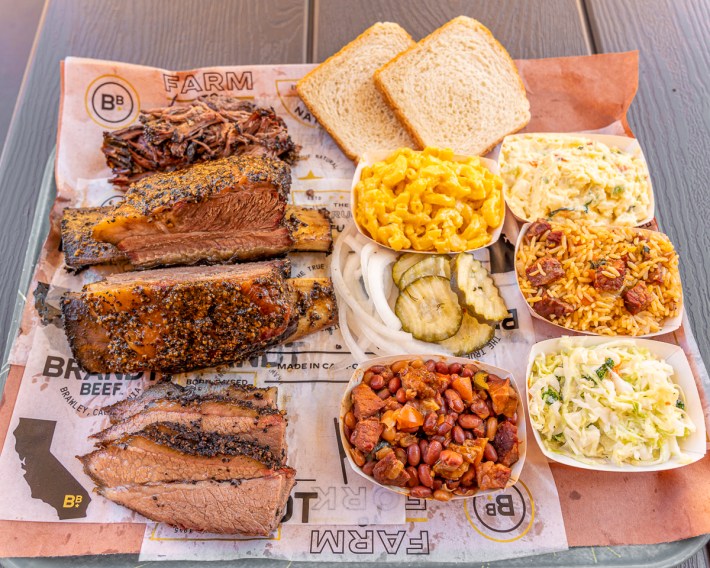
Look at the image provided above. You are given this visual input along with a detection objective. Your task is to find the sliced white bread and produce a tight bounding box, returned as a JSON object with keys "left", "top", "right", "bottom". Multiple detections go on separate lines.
{"left": 296, "top": 22, "right": 416, "bottom": 162}
{"left": 374, "top": 16, "right": 531, "bottom": 156}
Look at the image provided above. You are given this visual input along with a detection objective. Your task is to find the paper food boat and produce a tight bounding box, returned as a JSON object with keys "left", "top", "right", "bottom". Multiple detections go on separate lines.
{"left": 525, "top": 336, "right": 706, "bottom": 472}
{"left": 339, "top": 354, "right": 527, "bottom": 499}
{"left": 497, "top": 132, "right": 655, "bottom": 227}
{"left": 514, "top": 221, "right": 683, "bottom": 338}
{"left": 351, "top": 151, "right": 504, "bottom": 255}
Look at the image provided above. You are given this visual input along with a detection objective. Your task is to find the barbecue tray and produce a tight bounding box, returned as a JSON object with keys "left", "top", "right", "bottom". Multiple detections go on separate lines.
{"left": 0, "top": 151, "right": 706, "bottom": 568}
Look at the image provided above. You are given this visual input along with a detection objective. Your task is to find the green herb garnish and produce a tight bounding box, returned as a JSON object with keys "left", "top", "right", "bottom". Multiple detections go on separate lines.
{"left": 548, "top": 207, "right": 576, "bottom": 218}
{"left": 676, "top": 399, "right": 685, "bottom": 410}
{"left": 541, "top": 387, "right": 561, "bottom": 405}
{"left": 583, "top": 199, "right": 593, "bottom": 213}
{"left": 372, "top": 440, "right": 390, "bottom": 454}
{"left": 613, "top": 185, "right": 625, "bottom": 195}
{"left": 595, "top": 357, "right": 615, "bottom": 380}
{"left": 590, "top": 259, "right": 607, "bottom": 269}
{"left": 552, "top": 433, "right": 565, "bottom": 443}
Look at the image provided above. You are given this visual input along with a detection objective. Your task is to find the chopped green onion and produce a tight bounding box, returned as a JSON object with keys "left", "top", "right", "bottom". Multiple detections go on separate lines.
{"left": 542, "top": 387, "right": 561, "bottom": 405}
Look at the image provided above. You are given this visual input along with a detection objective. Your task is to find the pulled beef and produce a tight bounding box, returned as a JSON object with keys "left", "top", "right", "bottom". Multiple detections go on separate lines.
{"left": 546, "top": 230, "right": 563, "bottom": 245}
{"left": 524, "top": 219, "right": 551, "bottom": 242}
{"left": 350, "top": 419, "right": 383, "bottom": 454}
{"left": 102, "top": 95, "right": 299, "bottom": 187}
{"left": 400, "top": 366, "right": 438, "bottom": 399}
{"left": 372, "top": 451, "right": 409, "bottom": 487}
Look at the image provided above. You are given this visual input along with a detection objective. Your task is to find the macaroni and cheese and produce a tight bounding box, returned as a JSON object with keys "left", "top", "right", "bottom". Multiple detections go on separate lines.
{"left": 354, "top": 147, "right": 504, "bottom": 252}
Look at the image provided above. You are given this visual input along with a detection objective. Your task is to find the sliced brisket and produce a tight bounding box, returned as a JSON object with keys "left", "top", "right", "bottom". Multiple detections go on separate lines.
{"left": 61, "top": 261, "right": 336, "bottom": 373}
{"left": 105, "top": 381, "right": 277, "bottom": 424}
{"left": 90, "top": 399, "right": 287, "bottom": 454}
{"left": 99, "top": 472, "right": 296, "bottom": 535}
{"left": 80, "top": 423, "right": 284, "bottom": 487}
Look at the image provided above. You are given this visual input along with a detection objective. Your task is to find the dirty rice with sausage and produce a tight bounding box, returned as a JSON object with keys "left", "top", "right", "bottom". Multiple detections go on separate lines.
{"left": 516, "top": 219, "right": 682, "bottom": 335}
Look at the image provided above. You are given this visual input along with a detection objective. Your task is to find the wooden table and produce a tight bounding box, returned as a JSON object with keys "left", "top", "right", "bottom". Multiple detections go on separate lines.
{"left": 0, "top": 0, "right": 707, "bottom": 566}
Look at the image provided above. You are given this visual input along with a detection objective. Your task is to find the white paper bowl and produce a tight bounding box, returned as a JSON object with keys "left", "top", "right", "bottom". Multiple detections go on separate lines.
{"left": 339, "top": 354, "right": 527, "bottom": 500}
{"left": 498, "top": 133, "right": 655, "bottom": 227}
{"left": 350, "top": 150, "right": 504, "bottom": 254}
{"left": 514, "top": 221, "right": 683, "bottom": 337}
{"left": 525, "top": 336, "right": 706, "bottom": 472}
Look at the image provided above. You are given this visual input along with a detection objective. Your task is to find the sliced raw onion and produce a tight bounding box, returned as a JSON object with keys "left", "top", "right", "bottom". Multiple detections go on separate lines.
{"left": 338, "top": 303, "right": 368, "bottom": 362}
{"left": 359, "top": 242, "right": 378, "bottom": 299}
{"left": 366, "top": 250, "right": 401, "bottom": 330}
{"left": 331, "top": 222, "right": 452, "bottom": 357}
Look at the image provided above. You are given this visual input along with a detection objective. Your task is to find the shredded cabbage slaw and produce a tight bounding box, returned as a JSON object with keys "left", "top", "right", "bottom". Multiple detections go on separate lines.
{"left": 528, "top": 338, "right": 695, "bottom": 466}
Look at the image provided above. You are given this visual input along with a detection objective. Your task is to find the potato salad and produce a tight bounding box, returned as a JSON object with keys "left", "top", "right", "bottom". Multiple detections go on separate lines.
{"left": 500, "top": 134, "right": 652, "bottom": 225}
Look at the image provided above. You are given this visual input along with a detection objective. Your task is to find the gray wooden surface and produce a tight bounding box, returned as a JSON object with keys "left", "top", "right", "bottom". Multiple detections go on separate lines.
{"left": 585, "top": 0, "right": 710, "bottom": 383}
{"left": 312, "top": 0, "right": 591, "bottom": 60}
{"left": 0, "top": 0, "right": 707, "bottom": 566}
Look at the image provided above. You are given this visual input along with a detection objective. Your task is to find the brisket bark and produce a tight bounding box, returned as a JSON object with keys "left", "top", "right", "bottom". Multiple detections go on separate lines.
{"left": 80, "top": 423, "right": 285, "bottom": 487}
{"left": 102, "top": 95, "right": 299, "bottom": 187}
{"left": 105, "top": 381, "right": 277, "bottom": 424}
{"left": 61, "top": 260, "right": 337, "bottom": 373}
{"left": 90, "top": 399, "right": 287, "bottom": 454}
{"left": 61, "top": 204, "right": 332, "bottom": 272}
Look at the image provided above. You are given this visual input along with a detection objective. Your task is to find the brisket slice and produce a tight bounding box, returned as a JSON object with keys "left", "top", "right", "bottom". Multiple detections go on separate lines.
{"left": 61, "top": 204, "right": 332, "bottom": 272}
{"left": 90, "top": 399, "right": 287, "bottom": 454}
{"left": 99, "top": 471, "right": 295, "bottom": 536}
{"left": 62, "top": 262, "right": 336, "bottom": 374}
{"left": 105, "top": 381, "right": 277, "bottom": 424}
{"left": 80, "top": 423, "right": 284, "bottom": 487}
{"left": 102, "top": 95, "right": 299, "bottom": 187}
{"left": 119, "top": 227, "right": 293, "bottom": 269}
{"left": 60, "top": 207, "right": 129, "bottom": 271}
{"left": 92, "top": 155, "right": 290, "bottom": 245}
{"left": 62, "top": 261, "right": 295, "bottom": 374}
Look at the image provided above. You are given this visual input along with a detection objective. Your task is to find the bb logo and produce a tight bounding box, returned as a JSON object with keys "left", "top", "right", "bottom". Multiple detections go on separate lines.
{"left": 464, "top": 481, "right": 535, "bottom": 542}
{"left": 85, "top": 75, "right": 139, "bottom": 127}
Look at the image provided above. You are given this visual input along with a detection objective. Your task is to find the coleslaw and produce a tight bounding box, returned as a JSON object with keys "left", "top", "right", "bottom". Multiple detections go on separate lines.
{"left": 527, "top": 338, "right": 695, "bottom": 466}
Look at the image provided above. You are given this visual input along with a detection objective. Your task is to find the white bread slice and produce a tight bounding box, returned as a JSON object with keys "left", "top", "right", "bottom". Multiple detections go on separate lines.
{"left": 297, "top": 22, "right": 416, "bottom": 162}
{"left": 374, "top": 16, "right": 531, "bottom": 156}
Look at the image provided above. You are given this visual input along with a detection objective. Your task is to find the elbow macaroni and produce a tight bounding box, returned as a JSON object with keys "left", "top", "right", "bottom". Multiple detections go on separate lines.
{"left": 354, "top": 147, "right": 504, "bottom": 252}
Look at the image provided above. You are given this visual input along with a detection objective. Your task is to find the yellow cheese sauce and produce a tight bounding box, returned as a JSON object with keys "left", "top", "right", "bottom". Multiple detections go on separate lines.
{"left": 354, "top": 147, "right": 504, "bottom": 252}
{"left": 500, "top": 134, "right": 652, "bottom": 225}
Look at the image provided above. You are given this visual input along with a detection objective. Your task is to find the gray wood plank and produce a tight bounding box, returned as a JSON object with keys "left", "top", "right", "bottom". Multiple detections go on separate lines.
{"left": 312, "top": 0, "right": 591, "bottom": 61}
{"left": 0, "top": 0, "right": 307, "bottom": 358}
{"left": 585, "top": 3, "right": 710, "bottom": 567}
{"left": 0, "top": 0, "right": 43, "bottom": 151}
{"left": 585, "top": 0, "right": 710, "bottom": 384}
